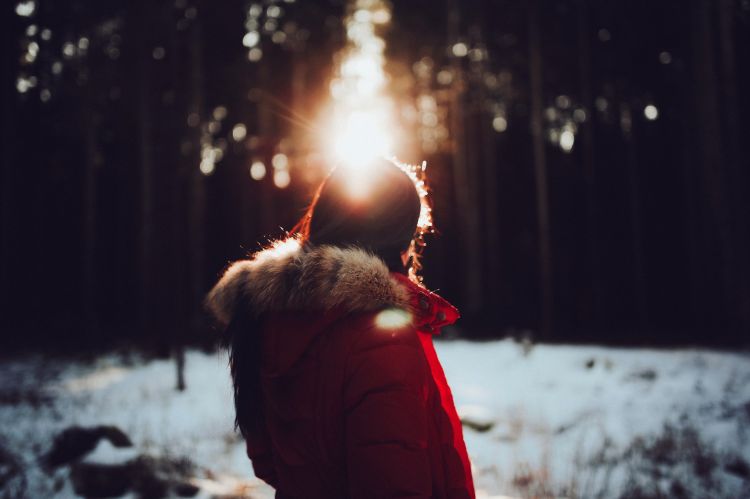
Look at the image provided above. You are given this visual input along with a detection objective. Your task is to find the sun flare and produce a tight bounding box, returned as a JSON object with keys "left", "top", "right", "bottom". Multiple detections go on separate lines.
{"left": 332, "top": 110, "right": 392, "bottom": 169}
{"left": 325, "top": 0, "right": 395, "bottom": 184}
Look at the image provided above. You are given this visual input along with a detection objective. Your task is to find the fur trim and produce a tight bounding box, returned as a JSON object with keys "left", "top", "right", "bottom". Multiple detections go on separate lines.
{"left": 205, "top": 239, "right": 411, "bottom": 326}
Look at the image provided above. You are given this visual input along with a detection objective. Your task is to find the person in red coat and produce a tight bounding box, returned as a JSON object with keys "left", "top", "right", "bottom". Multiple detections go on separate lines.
{"left": 206, "top": 159, "right": 475, "bottom": 498}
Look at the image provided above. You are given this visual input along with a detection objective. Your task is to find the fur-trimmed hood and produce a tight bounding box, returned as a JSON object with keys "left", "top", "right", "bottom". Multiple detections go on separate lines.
{"left": 205, "top": 239, "right": 418, "bottom": 328}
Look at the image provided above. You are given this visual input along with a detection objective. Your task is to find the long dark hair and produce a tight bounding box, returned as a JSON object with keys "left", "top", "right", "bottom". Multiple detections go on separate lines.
{"left": 228, "top": 159, "right": 423, "bottom": 439}
{"left": 225, "top": 305, "right": 264, "bottom": 440}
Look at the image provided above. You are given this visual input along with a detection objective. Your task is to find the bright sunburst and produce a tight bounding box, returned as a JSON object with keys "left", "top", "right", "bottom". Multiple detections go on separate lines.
{"left": 326, "top": 0, "right": 395, "bottom": 184}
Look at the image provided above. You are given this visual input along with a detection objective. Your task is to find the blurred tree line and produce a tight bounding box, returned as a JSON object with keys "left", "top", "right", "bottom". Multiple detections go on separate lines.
{"left": 1, "top": 0, "right": 748, "bottom": 352}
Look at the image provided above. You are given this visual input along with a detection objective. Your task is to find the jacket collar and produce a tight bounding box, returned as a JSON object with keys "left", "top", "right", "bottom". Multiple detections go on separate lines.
{"left": 390, "top": 273, "right": 460, "bottom": 334}
{"left": 206, "top": 239, "right": 407, "bottom": 326}
{"left": 205, "top": 238, "right": 460, "bottom": 332}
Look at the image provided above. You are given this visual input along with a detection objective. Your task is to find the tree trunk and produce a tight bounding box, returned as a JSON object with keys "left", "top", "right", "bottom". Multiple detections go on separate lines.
{"left": 576, "top": 0, "right": 601, "bottom": 330}
{"left": 622, "top": 105, "right": 647, "bottom": 329}
{"left": 480, "top": 92, "right": 501, "bottom": 310}
{"left": 528, "top": 0, "right": 553, "bottom": 339}
{"left": 717, "top": 0, "right": 750, "bottom": 335}
{"left": 257, "top": 60, "right": 276, "bottom": 235}
{"left": 447, "top": 0, "right": 483, "bottom": 316}
{"left": 82, "top": 107, "right": 99, "bottom": 339}
{"left": 134, "top": 0, "right": 155, "bottom": 339}
{"left": 690, "top": 0, "right": 742, "bottom": 336}
{"left": 188, "top": 1, "right": 207, "bottom": 327}
{"left": 0, "top": 10, "right": 15, "bottom": 320}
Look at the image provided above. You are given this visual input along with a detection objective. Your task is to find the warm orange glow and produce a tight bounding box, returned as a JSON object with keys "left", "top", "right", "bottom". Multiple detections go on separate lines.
{"left": 332, "top": 111, "right": 391, "bottom": 168}
{"left": 324, "top": 0, "right": 396, "bottom": 197}
{"left": 316, "top": 1, "right": 433, "bottom": 284}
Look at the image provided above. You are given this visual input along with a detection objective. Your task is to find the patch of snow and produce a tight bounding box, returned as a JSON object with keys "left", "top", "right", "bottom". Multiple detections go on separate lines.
{"left": 435, "top": 339, "right": 750, "bottom": 496}
{"left": 80, "top": 439, "right": 139, "bottom": 465}
{"left": 62, "top": 366, "right": 130, "bottom": 393}
{"left": 1, "top": 340, "right": 748, "bottom": 498}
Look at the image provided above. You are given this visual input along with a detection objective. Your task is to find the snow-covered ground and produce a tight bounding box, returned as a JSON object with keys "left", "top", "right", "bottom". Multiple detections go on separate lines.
{"left": 1, "top": 339, "right": 749, "bottom": 498}
{"left": 443, "top": 340, "right": 750, "bottom": 498}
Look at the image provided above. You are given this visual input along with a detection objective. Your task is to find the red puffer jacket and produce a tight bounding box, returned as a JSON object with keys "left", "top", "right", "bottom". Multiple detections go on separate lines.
{"left": 206, "top": 240, "right": 475, "bottom": 498}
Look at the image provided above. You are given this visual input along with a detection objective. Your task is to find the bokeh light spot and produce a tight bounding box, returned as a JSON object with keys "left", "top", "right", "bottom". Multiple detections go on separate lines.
{"left": 644, "top": 104, "right": 659, "bottom": 121}
{"left": 273, "top": 169, "right": 290, "bottom": 188}
{"left": 375, "top": 308, "right": 412, "bottom": 330}
{"left": 250, "top": 161, "right": 266, "bottom": 180}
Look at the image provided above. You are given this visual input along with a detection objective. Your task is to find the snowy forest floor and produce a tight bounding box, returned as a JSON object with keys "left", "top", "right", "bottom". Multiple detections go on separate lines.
{"left": 1, "top": 339, "right": 749, "bottom": 498}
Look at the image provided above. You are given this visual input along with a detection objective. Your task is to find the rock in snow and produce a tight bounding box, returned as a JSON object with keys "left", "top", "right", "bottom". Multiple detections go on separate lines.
{"left": 44, "top": 425, "right": 133, "bottom": 468}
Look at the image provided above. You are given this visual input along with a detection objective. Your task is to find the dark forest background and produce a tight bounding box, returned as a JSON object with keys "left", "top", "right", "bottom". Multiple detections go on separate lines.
{"left": 1, "top": 0, "right": 749, "bottom": 352}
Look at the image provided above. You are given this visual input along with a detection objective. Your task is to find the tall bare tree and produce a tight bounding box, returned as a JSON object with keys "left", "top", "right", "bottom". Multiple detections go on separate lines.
{"left": 447, "top": 0, "right": 483, "bottom": 316}
{"left": 0, "top": 9, "right": 15, "bottom": 317}
{"left": 689, "top": 0, "right": 749, "bottom": 337}
{"left": 528, "top": 0, "right": 553, "bottom": 338}
{"left": 131, "top": 0, "right": 155, "bottom": 341}
{"left": 576, "top": 0, "right": 601, "bottom": 328}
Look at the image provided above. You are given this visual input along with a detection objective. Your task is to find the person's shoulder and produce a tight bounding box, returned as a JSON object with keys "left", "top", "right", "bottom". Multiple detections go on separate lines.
{"left": 339, "top": 307, "right": 432, "bottom": 406}
{"left": 334, "top": 307, "right": 429, "bottom": 383}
